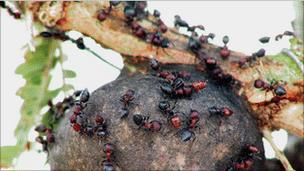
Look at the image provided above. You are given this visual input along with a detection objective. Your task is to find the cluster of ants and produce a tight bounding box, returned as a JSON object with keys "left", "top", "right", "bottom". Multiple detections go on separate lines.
{"left": 35, "top": 95, "right": 76, "bottom": 151}
{"left": 34, "top": 125, "right": 55, "bottom": 152}
{"left": 123, "top": 58, "right": 233, "bottom": 142}
{"left": 97, "top": 1, "right": 171, "bottom": 49}
{"left": 226, "top": 145, "right": 261, "bottom": 171}
{"left": 69, "top": 89, "right": 111, "bottom": 139}
{"left": 239, "top": 31, "right": 295, "bottom": 68}
{"left": 151, "top": 59, "right": 207, "bottom": 98}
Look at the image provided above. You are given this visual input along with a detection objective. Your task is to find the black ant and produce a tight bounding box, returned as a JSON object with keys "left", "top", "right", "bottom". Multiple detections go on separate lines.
{"left": 132, "top": 114, "right": 162, "bottom": 132}
{"left": 254, "top": 79, "right": 287, "bottom": 97}
{"left": 174, "top": 15, "right": 189, "bottom": 29}
{"left": 259, "top": 36, "right": 270, "bottom": 44}
{"left": 179, "top": 128, "right": 196, "bottom": 142}
{"left": 39, "top": 31, "right": 70, "bottom": 41}
{"left": 252, "top": 48, "right": 266, "bottom": 58}
{"left": 35, "top": 136, "right": 48, "bottom": 152}
{"left": 275, "top": 31, "right": 294, "bottom": 41}
{"left": 150, "top": 58, "right": 160, "bottom": 71}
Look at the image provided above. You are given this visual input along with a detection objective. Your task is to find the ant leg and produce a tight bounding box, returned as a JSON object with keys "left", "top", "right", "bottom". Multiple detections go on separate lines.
{"left": 160, "top": 48, "right": 174, "bottom": 59}
{"left": 191, "top": 131, "right": 196, "bottom": 143}
{"left": 195, "top": 125, "right": 201, "bottom": 134}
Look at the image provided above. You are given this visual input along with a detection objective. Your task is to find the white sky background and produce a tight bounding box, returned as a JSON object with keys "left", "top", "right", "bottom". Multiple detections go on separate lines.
{"left": 1, "top": 1, "right": 294, "bottom": 170}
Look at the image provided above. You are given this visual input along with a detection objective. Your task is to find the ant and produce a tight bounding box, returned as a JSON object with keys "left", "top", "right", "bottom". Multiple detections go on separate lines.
{"left": 228, "top": 145, "right": 261, "bottom": 170}
{"left": 199, "top": 33, "right": 215, "bottom": 44}
{"left": 119, "top": 89, "right": 136, "bottom": 119}
{"left": 159, "top": 101, "right": 200, "bottom": 142}
{"left": 220, "top": 35, "right": 230, "bottom": 59}
{"left": 102, "top": 143, "right": 116, "bottom": 171}
{"left": 208, "top": 106, "right": 233, "bottom": 117}
{"left": 34, "top": 125, "right": 55, "bottom": 143}
{"left": 259, "top": 36, "right": 270, "bottom": 44}
{"left": 179, "top": 128, "right": 196, "bottom": 142}
{"left": 158, "top": 100, "right": 184, "bottom": 129}
{"left": 252, "top": 48, "right": 266, "bottom": 58}
{"left": 97, "top": 1, "right": 121, "bottom": 22}
{"left": 191, "top": 80, "right": 207, "bottom": 92}
{"left": 275, "top": 31, "right": 294, "bottom": 41}
{"left": 174, "top": 15, "right": 189, "bottom": 29}
{"left": 177, "top": 109, "right": 201, "bottom": 142}
{"left": 132, "top": 114, "right": 162, "bottom": 132}
{"left": 254, "top": 79, "right": 287, "bottom": 97}
{"left": 120, "top": 89, "right": 135, "bottom": 107}
{"left": 95, "top": 114, "right": 109, "bottom": 138}
{"left": 188, "top": 35, "right": 201, "bottom": 53}
{"left": 160, "top": 80, "right": 191, "bottom": 98}
{"left": 150, "top": 58, "right": 160, "bottom": 71}
{"left": 204, "top": 57, "right": 217, "bottom": 69}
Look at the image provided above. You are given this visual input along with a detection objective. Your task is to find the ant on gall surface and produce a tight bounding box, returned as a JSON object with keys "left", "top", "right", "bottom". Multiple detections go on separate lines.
{"left": 120, "top": 89, "right": 135, "bottom": 107}
{"left": 102, "top": 143, "right": 116, "bottom": 171}
{"left": 208, "top": 106, "right": 233, "bottom": 117}
{"left": 133, "top": 114, "right": 162, "bottom": 132}
{"left": 226, "top": 144, "right": 261, "bottom": 171}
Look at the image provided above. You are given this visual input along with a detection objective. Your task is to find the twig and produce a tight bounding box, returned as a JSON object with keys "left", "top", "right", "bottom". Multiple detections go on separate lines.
{"left": 262, "top": 129, "right": 295, "bottom": 171}
{"left": 85, "top": 48, "right": 121, "bottom": 71}
{"left": 281, "top": 48, "right": 304, "bottom": 74}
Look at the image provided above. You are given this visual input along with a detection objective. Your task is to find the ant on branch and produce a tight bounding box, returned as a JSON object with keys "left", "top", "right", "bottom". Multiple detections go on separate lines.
{"left": 254, "top": 79, "right": 287, "bottom": 98}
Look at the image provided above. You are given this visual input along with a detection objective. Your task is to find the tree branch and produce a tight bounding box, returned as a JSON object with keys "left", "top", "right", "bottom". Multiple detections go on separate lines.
{"left": 24, "top": 1, "right": 303, "bottom": 137}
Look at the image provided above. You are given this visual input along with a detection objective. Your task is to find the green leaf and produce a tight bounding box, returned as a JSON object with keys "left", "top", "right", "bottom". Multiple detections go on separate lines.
{"left": 265, "top": 53, "right": 303, "bottom": 83}
{"left": 2, "top": 37, "right": 61, "bottom": 167}
{"left": 62, "top": 84, "right": 74, "bottom": 92}
{"left": 63, "top": 69, "right": 76, "bottom": 78}
{"left": 0, "top": 146, "right": 22, "bottom": 168}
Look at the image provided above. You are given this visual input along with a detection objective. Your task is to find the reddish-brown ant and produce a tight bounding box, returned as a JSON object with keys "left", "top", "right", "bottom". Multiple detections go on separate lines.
{"left": 102, "top": 143, "right": 116, "bottom": 171}
{"left": 120, "top": 89, "right": 135, "bottom": 107}
{"left": 226, "top": 145, "right": 261, "bottom": 171}
{"left": 208, "top": 106, "right": 233, "bottom": 117}
{"left": 199, "top": 33, "right": 215, "bottom": 44}
{"left": 254, "top": 79, "right": 287, "bottom": 97}
{"left": 133, "top": 114, "right": 162, "bottom": 132}
{"left": 220, "top": 35, "right": 230, "bottom": 59}
{"left": 191, "top": 80, "right": 207, "bottom": 92}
